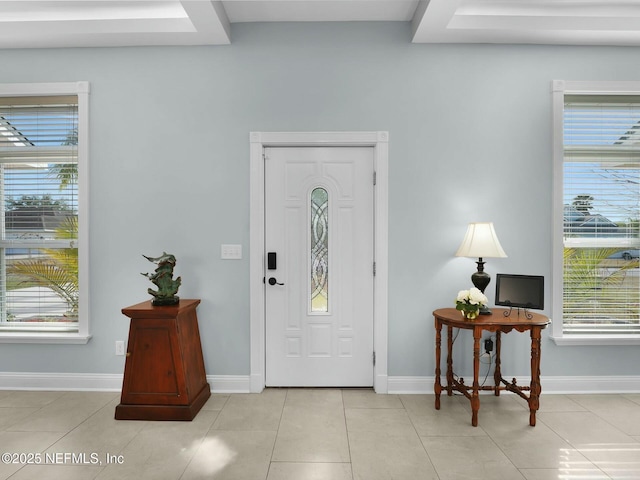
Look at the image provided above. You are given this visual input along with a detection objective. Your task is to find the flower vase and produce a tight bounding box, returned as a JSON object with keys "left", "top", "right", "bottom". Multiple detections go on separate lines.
{"left": 455, "top": 288, "right": 488, "bottom": 321}
{"left": 462, "top": 308, "right": 479, "bottom": 320}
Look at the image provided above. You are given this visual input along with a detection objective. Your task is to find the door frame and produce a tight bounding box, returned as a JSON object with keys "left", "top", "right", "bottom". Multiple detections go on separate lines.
{"left": 249, "top": 131, "right": 389, "bottom": 393}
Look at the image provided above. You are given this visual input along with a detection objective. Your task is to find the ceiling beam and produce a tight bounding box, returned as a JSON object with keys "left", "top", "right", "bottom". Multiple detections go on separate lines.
{"left": 411, "top": 0, "right": 463, "bottom": 43}
{"left": 412, "top": 0, "right": 640, "bottom": 46}
{"left": 180, "top": 1, "right": 230, "bottom": 45}
{"left": 0, "top": 0, "right": 230, "bottom": 48}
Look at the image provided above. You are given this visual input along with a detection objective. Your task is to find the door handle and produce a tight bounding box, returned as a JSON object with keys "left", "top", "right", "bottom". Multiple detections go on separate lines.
{"left": 268, "top": 277, "right": 284, "bottom": 286}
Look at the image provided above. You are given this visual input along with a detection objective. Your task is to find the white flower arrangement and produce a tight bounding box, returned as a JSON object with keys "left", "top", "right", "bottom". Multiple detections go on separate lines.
{"left": 455, "top": 287, "right": 488, "bottom": 319}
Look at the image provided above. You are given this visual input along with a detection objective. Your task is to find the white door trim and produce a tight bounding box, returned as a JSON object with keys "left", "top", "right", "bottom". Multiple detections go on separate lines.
{"left": 249, "top": 131, "right": 389, "bottom": 393}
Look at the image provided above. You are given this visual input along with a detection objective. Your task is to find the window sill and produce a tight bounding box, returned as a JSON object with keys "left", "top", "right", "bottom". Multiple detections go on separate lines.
{"left": 550, "top": 334, "right": 640, "bottom": 346}
{"left": 0, "top": 333, "right": 91, "bottom": 344}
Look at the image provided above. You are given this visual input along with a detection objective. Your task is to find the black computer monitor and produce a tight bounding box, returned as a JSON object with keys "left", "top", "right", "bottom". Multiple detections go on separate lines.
{"left": 495, "top": 274, "right": 544, "bottom": 310}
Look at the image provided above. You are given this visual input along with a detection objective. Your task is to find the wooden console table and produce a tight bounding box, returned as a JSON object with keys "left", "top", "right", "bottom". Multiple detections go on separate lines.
{"left": 115, "top": 299, "right": 210, "bottom": 421}
{"left": 433, "top": 307, "right": 550, "bottom": 427}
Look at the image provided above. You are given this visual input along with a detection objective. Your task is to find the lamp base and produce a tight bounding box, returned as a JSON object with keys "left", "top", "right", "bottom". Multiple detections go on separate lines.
{"left": 471, "top": 260, "right": 490, "bottom": 293}
{"left": 472, "top": 258, "right": 492, "bottom": 315}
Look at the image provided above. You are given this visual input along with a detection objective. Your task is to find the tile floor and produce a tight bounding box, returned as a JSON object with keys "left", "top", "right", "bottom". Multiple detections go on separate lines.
{"left": 0, "top": 389, "right": 639, "bottom": 479}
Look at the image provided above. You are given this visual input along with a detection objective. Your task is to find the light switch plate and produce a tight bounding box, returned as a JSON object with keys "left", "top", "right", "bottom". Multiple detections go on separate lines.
{"left": 221, "top": 244, "right": 242, "bottom": 259}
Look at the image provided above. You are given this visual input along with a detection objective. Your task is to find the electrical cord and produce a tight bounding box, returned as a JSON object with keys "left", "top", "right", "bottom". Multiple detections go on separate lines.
{"left": 480, "top": 334, "right": 496, "bottom": 386}
{"left": 451, "top": 327, "right": 460, "bottom": 346}
{"left": 480, "top": 351, "right": 493, "bottom": 386}
{"left": 444, "top": 331, "right": 495, "bottom": 390}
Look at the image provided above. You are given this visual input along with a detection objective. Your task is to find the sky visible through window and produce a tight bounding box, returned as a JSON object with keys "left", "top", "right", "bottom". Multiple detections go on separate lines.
{"left": 564, "top": 104, "right": 640, "bottom": 225}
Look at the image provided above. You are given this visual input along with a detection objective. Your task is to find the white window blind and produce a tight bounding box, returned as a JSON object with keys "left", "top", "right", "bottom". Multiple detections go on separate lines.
{"left": 0, "top": 95, "right": 79, "bottom": 332}
{"left": 562, "top": 95, "right": 640, "bottom": 335}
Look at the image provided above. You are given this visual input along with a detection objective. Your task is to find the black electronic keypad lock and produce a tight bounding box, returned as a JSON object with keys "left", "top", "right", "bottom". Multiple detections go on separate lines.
{"left": 267, "top": 252, "right": 277, "bottom": 270}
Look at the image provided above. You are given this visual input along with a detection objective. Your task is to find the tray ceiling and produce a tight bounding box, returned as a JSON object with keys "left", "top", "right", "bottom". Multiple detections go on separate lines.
{"left": 1, "top": 0, "right": 639, "bottom": 49}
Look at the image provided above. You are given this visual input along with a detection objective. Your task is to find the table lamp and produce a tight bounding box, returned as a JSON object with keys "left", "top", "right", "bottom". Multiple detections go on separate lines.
{"left": 455, "top": 222, "right": 507, "bottom": 314}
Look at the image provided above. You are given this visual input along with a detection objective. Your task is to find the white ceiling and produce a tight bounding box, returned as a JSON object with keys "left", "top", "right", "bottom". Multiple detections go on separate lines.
{"left": 1, "top": 0, "right": 640, "bottom": 49}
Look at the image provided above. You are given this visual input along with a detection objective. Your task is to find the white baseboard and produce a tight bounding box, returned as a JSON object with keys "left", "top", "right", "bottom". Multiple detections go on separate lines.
{"left": 0, "top": 373, "right": 252, "bottom": 394}
{"left": 540, "top": 375, "right": 640, "bottom": 394}
{"left": 209, "top": 375, "right": 251, "bottom": 393}
{"left": 0, "top": 372, "right": 124, "bottom": 391}
{"left": 387, "top": 376, "right": 433, "bottom": 395}
{"left": 387, "top": 375, "right": 640, "bottom": 394}
{"left": 1, "top": 373, "right": 638, "bottom": 394}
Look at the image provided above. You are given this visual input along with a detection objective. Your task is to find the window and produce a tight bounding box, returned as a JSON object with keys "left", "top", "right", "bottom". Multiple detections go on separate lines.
{"left": 552, "top": 81, "right": 640, "bottom": 345}
{"left": 311, "top": 187, "right": 329, "bottom": 313}
{"left": 0, "top": 82, "right": 89, "bottom": 343}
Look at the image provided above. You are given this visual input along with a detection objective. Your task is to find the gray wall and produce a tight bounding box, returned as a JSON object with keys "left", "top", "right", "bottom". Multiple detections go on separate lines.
{"left": 0, "top": 22, "right": 638, "bottom": 381}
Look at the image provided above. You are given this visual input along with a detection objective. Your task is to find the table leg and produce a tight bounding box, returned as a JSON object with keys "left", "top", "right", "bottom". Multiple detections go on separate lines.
{"left": 529, "top": 326, "right": 543, "bottom": 426}
{"left": 434, "top": 317, "right": 442, "bottom": 410}
{"left": 494, "top": 330, "right": 502, "bottom": 396}
{"left": 471, "top": 326, "right": 481, "bottom": 427}
{"left": 446, "top": 326, "right": 454, "bottom": 396}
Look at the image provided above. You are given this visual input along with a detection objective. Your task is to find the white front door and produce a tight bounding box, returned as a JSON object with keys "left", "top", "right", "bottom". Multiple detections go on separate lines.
{"left": 265, "top": 146, "right": 375, "bottom": 387}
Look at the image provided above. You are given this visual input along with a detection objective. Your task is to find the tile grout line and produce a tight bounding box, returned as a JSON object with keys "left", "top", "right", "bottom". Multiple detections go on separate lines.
{"left": 568, "top": 394, "right": 640, "bottom": 439}
{"left": 340, "top": 389, "right": 356, "bottom": 480}
{"left": 400, "top": 394, "right": 443, "bottom": 480}
{"left": 532, "top": 408, "right": 619, "bottom": 479}
{"left": 264, "top": 388, "right": 288, "bottom": 480}
{"left": 3, "top": 392, "right": 114, "bottom": 477}
{"left": 177, "top": 405, "right": 225, "bottom": 480}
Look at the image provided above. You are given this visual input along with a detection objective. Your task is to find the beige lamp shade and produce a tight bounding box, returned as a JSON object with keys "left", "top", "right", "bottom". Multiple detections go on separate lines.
{"left": 455, "top": 222, "right": 507, "bottom": 259}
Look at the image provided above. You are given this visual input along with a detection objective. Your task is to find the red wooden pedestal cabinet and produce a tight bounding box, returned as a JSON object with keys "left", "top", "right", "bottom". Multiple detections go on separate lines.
{"left": 115, "top": 299, "right": 210, "bottom": 421}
